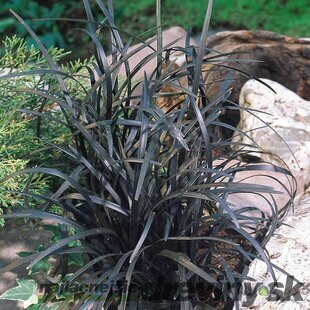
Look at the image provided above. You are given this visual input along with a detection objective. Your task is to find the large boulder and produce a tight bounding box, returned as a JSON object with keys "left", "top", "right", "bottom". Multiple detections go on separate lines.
{"left": 232, "top": 79, "right": 310, "bottom": 187}
{"left": 214, "top": 159, "right": 305, "bottom": 222}
{"left": 203, "top": 30, "right": 310, "bottom": 102}
{"left": 107, "top": 26, "right": 196, "bottom": 80}
{"left": 202, "top": 30, "right": 310, "bottom": 138}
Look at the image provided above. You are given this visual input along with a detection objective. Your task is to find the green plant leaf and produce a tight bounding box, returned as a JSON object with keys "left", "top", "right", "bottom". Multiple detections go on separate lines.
{"left": 29, "top": 259, "right": 51, "bottom": 275}
{"left": 0, "top": 278, "right": 38, "bottom": 308}
{"left": 27, "top": 228, "right": 117, "bottom": 270}
{"left": 67, "top": 253, "right": 84, "bottom": 267}
{"left": 17, "top": 249, "right": 52, "bottom": 275}
{"left": 25, "top": 303, "right": 41, "bottom": 310}
{"left": 26, "top": 301, "right": 65, "bottom": 310}
{"left": 42, "top": 224, "right": 62, "bottom": 242}
{"left": 17, "top": 251, "right": 34, "bottom": 258}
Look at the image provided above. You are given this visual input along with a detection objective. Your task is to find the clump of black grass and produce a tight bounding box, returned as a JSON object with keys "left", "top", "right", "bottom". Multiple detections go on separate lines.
{"left": 0, "top": 0, "right": 296, "bottom": 309}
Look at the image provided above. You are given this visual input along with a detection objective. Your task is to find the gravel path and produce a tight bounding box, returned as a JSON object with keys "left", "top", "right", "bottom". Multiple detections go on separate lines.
{"left": 239, "top": 189, "right": 310, "bottom": 309}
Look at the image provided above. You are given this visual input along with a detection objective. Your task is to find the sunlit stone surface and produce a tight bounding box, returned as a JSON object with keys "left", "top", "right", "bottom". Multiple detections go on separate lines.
{"left": 232, "top": 78, "right": 310, "bottom": 186}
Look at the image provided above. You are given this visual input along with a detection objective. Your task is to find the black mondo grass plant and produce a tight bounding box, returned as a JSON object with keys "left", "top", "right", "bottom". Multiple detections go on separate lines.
{"left": 0, "top": 0, "right": 297, "bottom": 309}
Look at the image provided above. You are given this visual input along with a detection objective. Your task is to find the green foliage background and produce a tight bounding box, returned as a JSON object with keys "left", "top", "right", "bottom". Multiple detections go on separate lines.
{"left": 0, "top": 0, "right": 309, "bottom": 60}
{"left": 113, "top": 0, "right": 309, "bottom": 36}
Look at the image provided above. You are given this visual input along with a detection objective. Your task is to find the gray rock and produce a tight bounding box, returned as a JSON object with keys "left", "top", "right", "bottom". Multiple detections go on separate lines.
{"left": 236, "top": 191, "right": 310, "bottom": 309}
{"left": 232, "top": 79, "right": 310, "bottom": 187}
{"left": 212, "top": 159, "right": 305, "bottom": 234}
{"left": 202, "top": 30, "right": 310, "bottom": 140}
